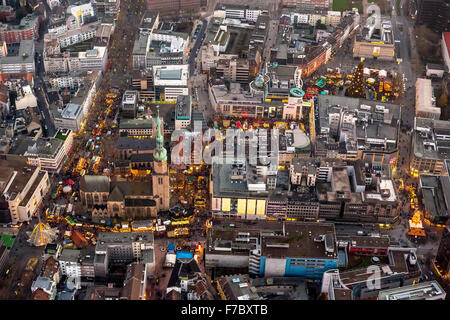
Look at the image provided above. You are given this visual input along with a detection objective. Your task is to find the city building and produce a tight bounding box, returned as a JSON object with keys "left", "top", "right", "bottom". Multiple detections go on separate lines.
{"left": 200, "top": 44, "right": 238, "bottom": 73}
{"left": 378, "top": 281, "right": 446, "bottom": 300}
{"left": 14, "top": 85, "right": 37, "bottom": 110}
{"left": 208, "top": 82, "right": 265, "bottom": 118}
{"left": 216, "top": 274, "right": 260, "bottom": 300}
{"left": 212, "top": 26, "right": 231, "bottom": 54}
{"left": 139, "top": 11, "right": 159, "bottom": 35}
{"left": 211, "top": 155, "right": 285, "bottom": 219}
{"left": 52, "top": 103, "right": 83, "bottom": 131}
{"left": 213, "top": 4, "right": 264, "bottom": 22}
{"left": 174, "top": 95, "right": 191, "bottom": 130}
{"left": 316, "top": 162, "right": 400, "bottom": 223}
{"left": 31, "top": 276, "right": 57, "bottom": 300}
{"left": 45, "top": 21, "right": 100, "bottom": 48}
{"left": 119, "top": 118, "right": 155, "bottom": 137}
{"left": 419, "top": 174, "right": 450, "bottom": 225}
{"left": 282, "top": 0, "right": 331, "bottom": 10}
{"left": 353, "top": 20, "right": 395, "bottom": 61}
{"left": 0, "top": 82, "right": 9, "bottom": 117}
{"left": 0, "top": 40, "right": 35, "bottom": 82}
{"left": 121, "top": 262, "right": 148, "bottom": 300}
{"left": 121, "top": 90, "right": 138, "bottom": 118}
{"left": 68, "top": 2, "right": 96, "bottom": 27}
{"left": 145, "top": 0, "right": 207, "bottom": 17}
{"left": 166, "top": 256, "right": 216, "bottom": 300}
{"left": 264, "top": 63, "right": 303, "bottom": 103}
{"left": 116, "top": 136, "right": 156, "bottom": 160}
{"left": 59, "top": 249, "right": 82, "bottom": 279}
{"left": 410, "top": 117, "right": 450, "bottom": 176}
{"left": 43, "top": 46, "right": 108, "bottom": 74}
{"left": 131, "top": 69, "right": 154, "bottom": 100}
{"left": 321, "top": 248, "right": 421, "bottom": 299}
{"left": 47, "top": 75, "right": 82, "bottom": 90}
{"left": 442, "top": 32, "right": 450, "bottom": 73}
{"left": 205, "top": 220, "right": 338, "bottom": 279}
{"left": 41, "top": 256, "right": 61, "bottom": 284}
{"left": 0, "top": 5, "right": 15, "bottom": 23}
{"left": 415, "top": 78, "right": 439, "bottom": 119}
{"left": 415, "top": 0, "right": 450, "bottom": 33}
{"left": 425, "top": 63, "right": 446, "bottom": 78}
{"left": 315, "top": 95, "right": 400, "bottom": 164}
{"left": 0, "top": 14, "right": 40, "bottom": 44}
{"left": 82, "top": 115, "right": 169, "bottom": 214}
{"left": 214, "top": 58, "right": 250, "bottom": 83}
{"left": 80, "top": 176, "right": 161, "bottom": 218}
{"left": 132, "top": 29, "right": 189, "bottom": 70}
{"left": 16, "top": 131, "right": 73, "bottom": 172}
{"left": 93, "top": 0, "right": 121, "bottom": 17}
{"left": 434, "top": 226, "right": 450, "bottom": 280}
{"left": 152, "top": 64, "right": 189, "bottom": 101}
{"left": 0, "top": 159, "right": 50, "bottom": 224}
{"left": 94, "top": 232, "right": 155, "bottom": 278}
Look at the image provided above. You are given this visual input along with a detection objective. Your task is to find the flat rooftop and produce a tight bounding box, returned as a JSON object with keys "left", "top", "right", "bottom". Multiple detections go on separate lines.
{"left": 261, "top": 222, "right": 337, "bottom": 260}
{"left": 0, "top": 40, "right": 35, "bottom": 65}
{"left": 61, "top": 103, "right": 82, "bottom": 120}
{"left": 175, "top": 95, "right": 191, "bottom": 120}
{"left": 378, "top": 281, "right": 446, "bottom": 300}
{"left": 153, "top": 64, "right": 188, "bottom": 87}
{"left": 119, "top": 118, "right": 153, "bottom": 130}
{"left": 419, "top": 175, "right": 450, "bottom": 221}
{"left": 0, "top": 158, "right": 34, "bottom": 201}
{"left": 20, "top": 171, "right": 46, "bottom": 206}
{"left": 415, "top": 78, "right": 439, "bottom": 115}
{"left": 332, "top": 167, "right": 351, "bottom": 193}
{"left": 413, "top": 118, "right": 450, "bottom": 161}
{"left": 339, "top": 248, "right": 420, "bottom": 286}
{"left": 207, "top": 220, "right": 337, "bottom": 260}
{"left": 96, "top": 232, "right": 154, "bottom": 252}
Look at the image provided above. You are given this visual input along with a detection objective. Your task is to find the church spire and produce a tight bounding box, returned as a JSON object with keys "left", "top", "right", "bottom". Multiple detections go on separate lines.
{"left": 154, "top": 105, "right": 167, "bottom": 162}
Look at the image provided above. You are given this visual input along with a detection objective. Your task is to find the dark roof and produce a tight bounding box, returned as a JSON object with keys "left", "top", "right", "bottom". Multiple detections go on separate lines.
{"left": 124, "top": 198, "right": 156, "bottom": 207}
{"left": 108, "top": 181, "right": 153, "bottom": 201}
{"left": 130, "top": 153, "right": 154, "bottom": 162}
{"left": 167, "top": 258, "right": 201, "bottom": 288}
{"left": 79, "top": 176, "right": 110, "bottom": 193}
{"left": 117, "top": 137, "right": 156, "bottom": 151}
{"left": 426, "top": 63, "right": 445, "bottom": 70}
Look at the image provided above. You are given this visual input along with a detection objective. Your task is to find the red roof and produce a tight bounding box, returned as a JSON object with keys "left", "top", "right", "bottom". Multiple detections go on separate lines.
{"left": 444, "top": 32, "right": 450, "bottom": 56}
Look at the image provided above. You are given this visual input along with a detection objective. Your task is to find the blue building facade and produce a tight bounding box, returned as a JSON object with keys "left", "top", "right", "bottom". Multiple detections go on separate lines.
{"left": 258, "top": 256, "right": 338, "bottom": 279}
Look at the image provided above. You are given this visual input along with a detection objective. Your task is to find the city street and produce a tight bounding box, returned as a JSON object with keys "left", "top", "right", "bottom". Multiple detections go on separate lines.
{"left": 0, "top": 218, "right": 45, "bottom": 299}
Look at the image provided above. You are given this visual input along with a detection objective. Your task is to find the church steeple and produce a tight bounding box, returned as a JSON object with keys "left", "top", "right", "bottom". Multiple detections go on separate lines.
{"left": 154, "top": 105, "right": 167, "bottom": 162}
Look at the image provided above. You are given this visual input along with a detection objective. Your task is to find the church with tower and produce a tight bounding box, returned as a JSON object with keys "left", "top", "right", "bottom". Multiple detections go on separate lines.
{"left": 150, "top": 106, "right": 170, "bottom": 211}
{"left": 79, "top": 106, "right": 170, "bottom": 220}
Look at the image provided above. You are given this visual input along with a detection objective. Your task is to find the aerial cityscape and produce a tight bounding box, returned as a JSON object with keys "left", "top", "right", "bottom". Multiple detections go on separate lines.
{"left": 0, "top": 0, "right": 449, "bottom": 305}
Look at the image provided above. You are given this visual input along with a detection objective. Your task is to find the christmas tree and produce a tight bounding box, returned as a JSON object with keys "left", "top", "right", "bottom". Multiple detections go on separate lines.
{"left": 346, "top": 60, "right": 366, "bottom": 98}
